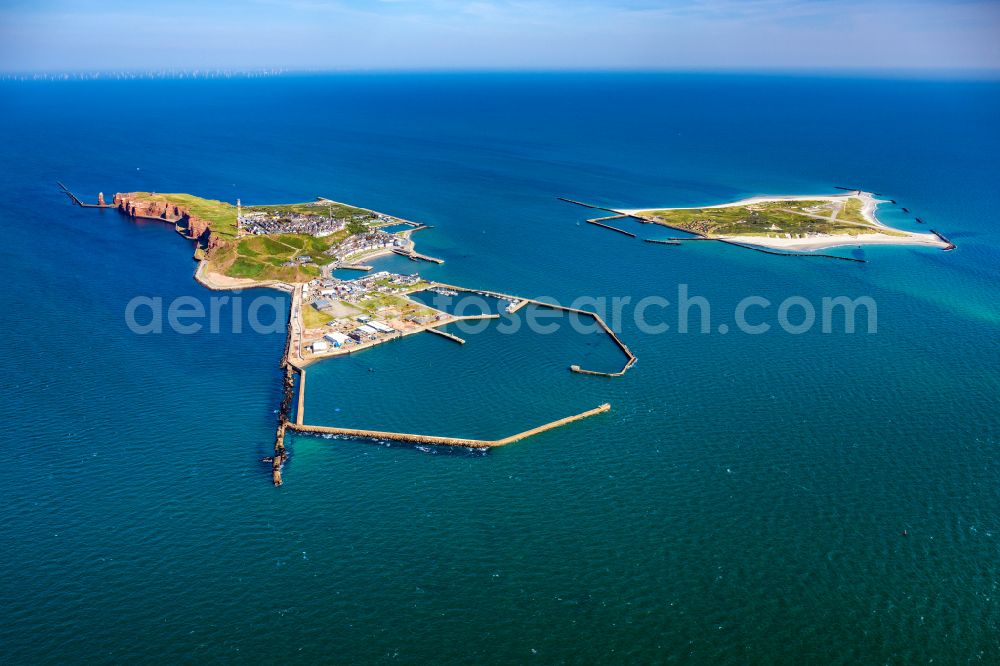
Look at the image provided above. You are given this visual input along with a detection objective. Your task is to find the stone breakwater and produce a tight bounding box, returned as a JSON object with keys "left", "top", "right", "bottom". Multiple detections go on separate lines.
{"left": 113, "top": 193, "right": 221, "bottom": 250}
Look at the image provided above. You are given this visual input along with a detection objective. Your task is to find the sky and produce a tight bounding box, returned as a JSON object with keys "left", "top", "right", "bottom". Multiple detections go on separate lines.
{"left": 1, "top": 0, "right": 999, "bottom": 74}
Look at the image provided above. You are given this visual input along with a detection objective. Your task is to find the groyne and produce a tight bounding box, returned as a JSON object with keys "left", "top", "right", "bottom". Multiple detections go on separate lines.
{"left": 288, "top": 403, "right": 611, "bottom": 448}
{"left": 644, "top": 239, "right": 681, "bottom": 246}
{"left": 930, "top": 229, "right": 956, "bottom": 251}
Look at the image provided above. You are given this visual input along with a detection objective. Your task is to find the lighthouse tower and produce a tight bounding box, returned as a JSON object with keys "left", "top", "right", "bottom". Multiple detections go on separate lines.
{"left": 236, "top": 198, "right": 242, "bottom": 235}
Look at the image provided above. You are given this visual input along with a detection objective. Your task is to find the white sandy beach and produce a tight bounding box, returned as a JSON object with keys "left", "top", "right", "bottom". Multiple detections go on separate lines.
{"left": 717, "top": 231, "right": 948, "bottom": 251}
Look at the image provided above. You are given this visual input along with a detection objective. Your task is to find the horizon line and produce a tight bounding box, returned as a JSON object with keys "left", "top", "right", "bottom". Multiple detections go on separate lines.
{"left": 3, "top": 66, "right": 1000, "bottom": 82}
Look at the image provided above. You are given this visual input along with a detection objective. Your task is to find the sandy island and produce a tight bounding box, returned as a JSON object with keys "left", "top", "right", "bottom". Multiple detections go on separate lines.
{"left": 621, "top": 191, "right": 951, "bottom": 252}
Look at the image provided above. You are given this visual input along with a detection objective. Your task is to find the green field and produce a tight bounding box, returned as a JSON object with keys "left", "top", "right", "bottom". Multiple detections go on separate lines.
{"left": 208, "top": 229, "right": 352, "bottom": 282}
{"left": 638, "top": 196, "right": 906, "bottom": 238}
{"left": 358, "top": 293, "right": 435, "bottom": 318}
{"left": 128, "top": 192, "right": 239, "bottom": 238}
{"left": 302, "top": 305, "right": 334, "bottom": 328}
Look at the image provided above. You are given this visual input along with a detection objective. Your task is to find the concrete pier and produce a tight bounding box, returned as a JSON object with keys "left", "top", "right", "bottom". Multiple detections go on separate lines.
{"left": 288, "top": 403, "right": 611, "bottom": 448}
{"left": 433, "top": 282, "right": 637, "bottom": 377}
{"left": 296, "top": 368, "right": 307, "bottom": 425}
{"left": 392, "top": 248, "right": 444, "bottom": 264}
{"left": 426, "top": 326, "right": 466, "bottom": 344}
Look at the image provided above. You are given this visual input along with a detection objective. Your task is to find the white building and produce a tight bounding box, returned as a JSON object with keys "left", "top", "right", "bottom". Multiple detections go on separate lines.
{"left": 324, "top": 332, "right": 349, "bottom": 347}
{"left": 311, "top": 340, "right": 329, "bottom": 353}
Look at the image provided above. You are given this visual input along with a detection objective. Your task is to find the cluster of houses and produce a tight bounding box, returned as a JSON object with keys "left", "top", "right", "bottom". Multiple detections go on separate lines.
{"left": 325, "top": 229, "right": 405, "bottom": 262}
{"left": 239, "top": 205, "right": 373, "bottom": 237}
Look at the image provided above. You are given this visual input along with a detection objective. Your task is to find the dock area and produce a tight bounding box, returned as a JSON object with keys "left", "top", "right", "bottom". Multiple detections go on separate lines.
{"left": 432, "top": 282, "right": 637, "bottom": 377}
{"left": 288, "top": 403, "right": 611, "bottom": 448}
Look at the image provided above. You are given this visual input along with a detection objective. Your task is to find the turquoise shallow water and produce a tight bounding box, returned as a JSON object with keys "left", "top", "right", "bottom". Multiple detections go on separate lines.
{"left": 1, "top": 73, "right": 1000, "bottom": 663}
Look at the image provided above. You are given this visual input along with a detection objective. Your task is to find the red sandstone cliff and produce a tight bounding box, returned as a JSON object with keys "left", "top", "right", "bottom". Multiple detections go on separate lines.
{"left": 113, "top": 193, "right": 221, "bottom": 250}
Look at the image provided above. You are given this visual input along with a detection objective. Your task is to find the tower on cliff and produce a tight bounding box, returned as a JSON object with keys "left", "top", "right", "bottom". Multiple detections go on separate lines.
{"left": 236, "top": 198, "right": 242, "bottom": 235}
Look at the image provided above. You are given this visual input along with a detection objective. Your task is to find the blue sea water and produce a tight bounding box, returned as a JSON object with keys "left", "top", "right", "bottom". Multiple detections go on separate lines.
{"left": 1, "top": 72, "right": 1000, "bottom": 663}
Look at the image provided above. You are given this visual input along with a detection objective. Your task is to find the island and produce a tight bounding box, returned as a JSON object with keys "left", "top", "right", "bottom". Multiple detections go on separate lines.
{"left": 562, "top": 190, "right": 955, "bottom": 255}
{"left": 61, "top": 185, "right": 633, "bottom": 485}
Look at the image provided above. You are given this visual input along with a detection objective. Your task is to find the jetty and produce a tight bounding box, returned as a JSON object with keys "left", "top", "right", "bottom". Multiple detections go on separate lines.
{"left": 392, "top": 248, "right": 444, "bottom": 264}
{"left": 557, "top": 197, "right": 624, "bottom": 216}
{"left": 57, "top": 182, "right": 115, "bottom": 209}
{"left": 288, "top": 403, "right": 611, "bottom": 448}
{"left": 586, "top": 219, "right": 636, "bottom": 238}
{"left": 271, "top": 365, "right": 295, "bottom": 486}
{"left": 432, "top": 282, "right": 637, "bottom": 377}
{"left": 337, "top": 263, "right": 373, "bottom": 272}
{"left": 644, "top": 239, "right": 681, "bottom": 246}
{"left": 506, "top": 299, "right": 528, "bottom": 314}
{"left": 426, "top": 326, "right": 466, "bottom": 344}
